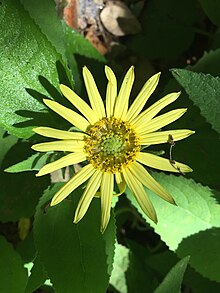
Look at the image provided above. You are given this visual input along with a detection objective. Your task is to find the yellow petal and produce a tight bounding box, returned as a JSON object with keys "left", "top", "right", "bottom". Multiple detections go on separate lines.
{"left": 137, "top": 152, "right": 193, "bottom": 173}
{"left": 60, "top": 84, "right": 98, "bottom": 124}
{"left": 51, "top": 164, "right": 95, "bottom": 206}
{"left": 105, "top": 66, "right": 117, "bottom": 117}
{"left": 33, "top": 127, "right": 87, "bottom": 140}
{"left": 115, "top": 172, "right": 126, "bottom": 195}
{"left": 36, "top": 152, "right": 86, "bottom": 177}
{"left": 129, "top": 161, "right": 175, "bottom": 204}
{"left": 114, "top": 66, "right": 134, "bottom": 119}
{"left": 74, "top": 169, "right": 102, "bottom": 223}
{"left": 125, "top": 72, "right": 161, "bottom": 121}
{"left": 123, "top": 167, "right": 157, "bottom": 223}
{"left": 44, "top": 99, "right": 89, "bottom": 132}
{"left": 140, "top": 129, "right": 195, "bottom": 145}
{"left": 83, "top": 66, "right": 106, "bottom": 118}
{"left": 31, "top": 140, "right": 84, "bottom": 152}
{"left": 136, "top": 108, "right": 187, "bottom": 135}
{"left": 100, "top": 172, "right": 114, "bottom": 233}
{"left": 132, "top": 92, "right": 181, "bottom": 126}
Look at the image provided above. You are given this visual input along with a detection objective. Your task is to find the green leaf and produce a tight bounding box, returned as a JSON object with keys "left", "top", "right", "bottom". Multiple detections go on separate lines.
{"left": 154, "top": 256, "right": 190, "bottom": 293}
{"left": 0, "top": 128, "right": 17, "bottom": 168}
{"left": 34, "top": 183, "right": 116, "bottom": 293}
{"left": 5, "top": 153, "right": 49, "bottom": 173}
{"left": 126, "top": 241, "right": 156, "bottom": 293}
{"left": 162, "top": 79, "right": 220, "bottom": 188}
{"left": 172, "top": 69, "right": 220, "bottom": 135}
{"left": 0, "top": 235, "right": 28, "bottom": 292}
{"left": 147, "top": 250, "right": 220, "bottom": 292}
{"left": 63, "top": 24, "right": 106, "bottom": 62}
{"left": 109, "top": 243, "right": 129, "bottom": 293}
{"left": 177, "top": 228, "right": 220, "bottom": 282}
{"left": 127, "top": 0, "right": 196, "bottom": 58}
{"left": 25, "top": 257, "right": 47, "bottom": 293}
{"left": 198, "top": 0, "right": 220, "bottom": 26}
{"left": 20, "top": 0, "right": 105, "bottom": 91}
{"left": 127, "top": 172, "right": 220, "bottom": 250}
{"left": 0, "top": 142, "right": 49, "bottom": 222}
{"left": 0, "top": 0, "right": 64, "bottom": 138}
{"left": 16, "top": 232, "right": 36, "bottom": 263}
{"left": 20, "top": 0, "right": 68, "bottom": 66}
{"left": 103, "top": 210, "right": 116, "bottom": 275}
{"left": 63, "top": 23, "right": 106, "bottom": 91}
{"left": 189, "top": 49, "right": 220, "bottom": 76}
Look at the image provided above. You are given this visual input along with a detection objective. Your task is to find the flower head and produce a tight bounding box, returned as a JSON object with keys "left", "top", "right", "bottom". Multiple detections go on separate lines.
{"left": 32, "top": 66, "right": 194, "bottom": 232}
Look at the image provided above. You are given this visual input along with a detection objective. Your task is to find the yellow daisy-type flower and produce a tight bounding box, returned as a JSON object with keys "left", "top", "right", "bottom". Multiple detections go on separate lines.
{"left": 32, "top": 66, "right": 194, "bottom": 232}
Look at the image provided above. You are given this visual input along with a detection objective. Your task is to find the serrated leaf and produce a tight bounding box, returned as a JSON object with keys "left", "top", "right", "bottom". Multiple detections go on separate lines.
{"left": 0, "top": 0, "right": 64, "bottom": 138}
{"left": 34, "top": 183, "right": 116, "bottom": 293}
{"left": 177, "top": 228, "right": 220, "bottom": 282}
{"left": 127, "top": 172, "right": 220, "bottom": 250}
{"left": 172, "top": 69, "right": 220, "bottom": 135}
{"left": 5, "top": 153, "right": 49, "bottom": 173}
{"left": 198, "top": 0, "right": 220, "bottom": 26}
{"left": 154, "top": 256, "right": 190, "bottom": 293}
{"left": 162, "top": 79, "right": 220, "bottom": 189}
{"left": 20, "top": 0, "right": 105, "bottom": 92}
{"left": 103, "top": 210, "right": 116, "bottom": 275}
{"left": 0, "top": 235, "right": 28, "bottom": 292}
{"left": 109, "top": 243, "right": 129, "bottom": 293}
{"left": 20, "top": 0, "right": 68, "bottom": 66}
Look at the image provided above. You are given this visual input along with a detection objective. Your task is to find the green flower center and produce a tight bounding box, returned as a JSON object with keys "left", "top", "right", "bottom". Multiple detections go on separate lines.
{"left": 84, "top": 117, "right": 140, "bottom": 173}
{"left": 101, "top": 134, "right": 124, "bottom": 155}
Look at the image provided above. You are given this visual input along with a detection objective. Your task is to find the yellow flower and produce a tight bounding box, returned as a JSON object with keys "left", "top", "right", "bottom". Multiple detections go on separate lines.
{"left": 32, "top": 66, "right": 194, "bottom": 232}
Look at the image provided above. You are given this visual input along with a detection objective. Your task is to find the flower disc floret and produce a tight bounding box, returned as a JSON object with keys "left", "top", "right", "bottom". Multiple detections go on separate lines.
{"left": 84, "top": 117, "right": 141, "bottom": 172}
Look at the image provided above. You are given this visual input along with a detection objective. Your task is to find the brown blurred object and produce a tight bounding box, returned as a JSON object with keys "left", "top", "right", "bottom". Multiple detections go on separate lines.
{"left": 63, "top": 0, "right": 78, "bottom": 30}
{"left": 55, "top": 0, "right": 141, "bottom": 55}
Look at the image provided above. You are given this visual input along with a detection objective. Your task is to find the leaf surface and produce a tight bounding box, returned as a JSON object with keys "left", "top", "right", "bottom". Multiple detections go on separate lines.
{"left": 34, "top": 183, "right": 116, "bottom": 293}
{"left": 0, "top": 0, "right": 63, "bottom": 138}
{"left": 0, "top": 235, "right": 28, "bottom": 293}
{"left": 127, "top": 172, "right": 220, "bottom": 250}
{"left": 155, "top": 256, "right": 190, "bottom": 293}
{"left": 172, "top": 69, "right": 220, "bottom": 135}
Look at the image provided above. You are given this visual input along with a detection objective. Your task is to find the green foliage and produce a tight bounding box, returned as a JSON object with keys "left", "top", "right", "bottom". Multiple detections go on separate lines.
{"left": 24, "top": 257, "right": 47, "bottom": 293}
{"left": 177, "top": 228, "right": 220, "bottom": 282}
{"left": 109, "top": 243, "right": 129, "bottom": 293}
{"left": 33, "top": 183, "right": 116, "bottom": 293}
{"left": 127, "top": 172, "right": 220, "bottom": 250}
{"left": 0, "top": 0, "right": 220, "bottom": 291}
{"left": 0, "top": 235, "right": 28, "bottom": 292}
{"left": 190, "top": 49, "right": 220, "bottom": 76}
{"left": 127, "top": 0, "right": 196, "bottom": 58}
{"left": 0, "top": 141, "right": 49, "bottom": 222}
{"left": 125, "top": 241, "right": 156, "bottom": 293}
{"left": 172, "top": 69, "right": 220, "bottom": 134}
{"left": 5, "top": 153, "right": 49, "bottom": 173}
{"left": 154, "top": 256, "right": 190, "bottom": 293}
{"left": 20, "top": 0, "right": 105, "bottom": 90}
{"left": 0, "top": 0, "right": 63, "bottom": 138}
{"left": 0, "top": 128, "right": 18, "bottom": 166}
